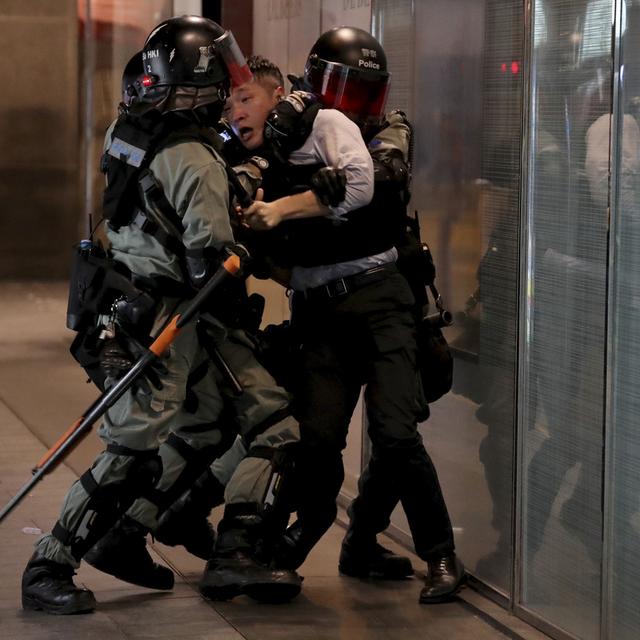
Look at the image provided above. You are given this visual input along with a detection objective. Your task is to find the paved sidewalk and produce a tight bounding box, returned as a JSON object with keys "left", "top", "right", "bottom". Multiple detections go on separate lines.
{"left": 0, "top": 282, "right": 549, "bottom": 640}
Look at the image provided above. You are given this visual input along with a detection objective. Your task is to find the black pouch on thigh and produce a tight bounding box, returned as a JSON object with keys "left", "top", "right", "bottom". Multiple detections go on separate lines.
{"left": 66, "top": 241, "right": 158, "bottom": 389}
{"left": 416, "top": 318, "right": 453, "bottom": 404}
{"left": 66, "top": 241, "right": 157, "bottom": 335}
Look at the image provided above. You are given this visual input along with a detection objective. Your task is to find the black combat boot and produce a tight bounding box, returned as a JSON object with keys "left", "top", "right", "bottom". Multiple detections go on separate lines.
{"left": 22, "top": 551, "right": 96, "bottom": 615}
{"left": 339, "top": 534, "right": 414, "bottom": 579}
{"left": 155, "top": 470, "right": 225, "bottom": 560}
{"left": 419, "top": 553, "right": 465, "bottom": 603}
{"left": 273, "top": 518, "right": 333, "bottom": 571}
{"left": 84, "top": 516, "right": 174, "bottom": 590}
{"left": 200, "top": 510, "right": 301, "bottom": 603}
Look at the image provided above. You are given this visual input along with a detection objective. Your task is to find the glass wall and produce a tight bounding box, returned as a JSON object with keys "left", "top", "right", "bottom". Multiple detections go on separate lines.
{"left": 607, "top": 2, "right": 640, "bottom": 638}
{"left": 520, "top": 1, "right": 612, "bottom": 637}
{"left": 375, "top": 0, "right": 523, "bottom": 597}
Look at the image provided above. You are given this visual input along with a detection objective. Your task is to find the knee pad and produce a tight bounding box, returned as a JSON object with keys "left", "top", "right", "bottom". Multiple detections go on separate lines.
{"left": 146, "top": 432, "right": 234, "bottom": 516}
{"left": 52, "top": 445, "right": 162, "bottom": 560}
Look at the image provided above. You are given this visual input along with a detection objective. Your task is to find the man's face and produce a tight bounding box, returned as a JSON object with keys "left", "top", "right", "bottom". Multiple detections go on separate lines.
{"left": 228, "top": 79, "right": 282, "bottom": 150}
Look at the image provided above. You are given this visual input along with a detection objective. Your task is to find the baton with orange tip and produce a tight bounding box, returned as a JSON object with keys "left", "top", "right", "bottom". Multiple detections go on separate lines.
{"left": 0, "top": 252, "right": 242, "bottom": 524}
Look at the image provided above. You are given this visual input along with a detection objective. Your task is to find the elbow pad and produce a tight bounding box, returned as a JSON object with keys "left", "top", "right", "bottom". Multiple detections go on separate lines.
{"left": 185, "top": 247, "right": 223, "bottom": 289}
{"left": 186, "top": 244, "right": 251, "bottom": 290}
{"left": 186, "top": 255, "right": 211, "bottom": 290}
{"left": 232, "top": 156, "right": 268, "bottom": 200}
{"left": 373, "top": 150, "right": 411, "bottom": 205}
{"left": 373, "top": 149, "right": 410, "bottom": 189}
{"left": 264, "top": 91, "right": 321, "bottom": 159}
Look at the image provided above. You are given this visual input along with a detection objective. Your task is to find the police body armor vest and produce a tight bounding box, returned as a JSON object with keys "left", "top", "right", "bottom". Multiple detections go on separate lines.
{"left": 102, "top": 106, "right": 227, "bottom": 254}
{"left": 101, "top": 106, "right": 252, "bottom": 323}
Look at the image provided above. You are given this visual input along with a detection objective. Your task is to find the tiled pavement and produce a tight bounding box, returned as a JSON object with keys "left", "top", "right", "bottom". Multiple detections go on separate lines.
{"left": 0, "top": 282, "right": 550, "bottom": 640}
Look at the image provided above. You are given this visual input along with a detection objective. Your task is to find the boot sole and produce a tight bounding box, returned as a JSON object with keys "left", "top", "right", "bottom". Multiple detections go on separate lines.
{"left": 200, "top": 579, "right": 301, "bottom": 603}
{"left": 22, "top": 593, "right": 95, "bottom": 615}
{"left": 85, "top": 558, "right": 174, "bottom": 591}
{"left": 200, "top": 582, "right": 242, "bottom": 601}
{"left": 107, "top": 571, "right": 174, "bottom": 591}
{"left": 244, "top": 581, "right": 302, "bottom": 604}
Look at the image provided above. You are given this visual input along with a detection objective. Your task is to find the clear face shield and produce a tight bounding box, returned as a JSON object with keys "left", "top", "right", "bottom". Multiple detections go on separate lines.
{"left": 214, "top": 30, "right": 253, "bottom": 88}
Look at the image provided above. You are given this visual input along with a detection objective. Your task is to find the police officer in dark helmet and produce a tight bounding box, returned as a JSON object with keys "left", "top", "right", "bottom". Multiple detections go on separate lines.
{"left": 242, "top": 27, "right": 465, "bottom": 603}
{"left": 120, "top": 51, "right": 144, "bottom": 109}
{"left": 20, "top": 15, "right": 300, "bottom": 614}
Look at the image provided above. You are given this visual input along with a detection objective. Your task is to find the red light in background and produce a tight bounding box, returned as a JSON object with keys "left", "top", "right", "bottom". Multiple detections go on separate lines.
{"left": 501, "top": 62, "right": 507, "bottom": 73}
{"left": 511, "top": 61, "right": 520, "bottom": 74}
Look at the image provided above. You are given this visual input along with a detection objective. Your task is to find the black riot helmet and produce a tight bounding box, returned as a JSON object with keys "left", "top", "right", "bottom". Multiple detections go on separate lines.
{"left": 140, "top": 15, "right": 252, "bottom": 113}
{"left": 121, "top": 52, "right": 143, "bottom": 107}
{"left": 303, "top": 26, "right": 390, "bottom": 128}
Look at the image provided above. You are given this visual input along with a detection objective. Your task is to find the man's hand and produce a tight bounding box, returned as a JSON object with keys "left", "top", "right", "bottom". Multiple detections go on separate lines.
{"left": 238, "top": 189, "right": 331, "bottom": 231}
{"left": 240, "top": 189, "right": 285, "bottom": 230}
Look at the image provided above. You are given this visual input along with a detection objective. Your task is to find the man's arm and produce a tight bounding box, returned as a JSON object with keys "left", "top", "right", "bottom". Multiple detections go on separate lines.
{"left": 242, "top": 109, "right": 373, "bottom": 230}
{"left": 241, "top": 189, "right": 330, "bottom": 230}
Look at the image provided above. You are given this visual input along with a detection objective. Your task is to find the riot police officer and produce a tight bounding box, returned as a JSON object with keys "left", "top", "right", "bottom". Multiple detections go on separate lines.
{"left": 20, "top": 16, "right": 299, "bottom": 614}
{"left": 240, "top": 28, "right": 465, "bottom": 603}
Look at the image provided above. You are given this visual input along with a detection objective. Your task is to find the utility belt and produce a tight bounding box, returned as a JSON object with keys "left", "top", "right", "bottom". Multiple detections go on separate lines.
{"left": 299, "top": 263, "right": 397, "bottom": 302}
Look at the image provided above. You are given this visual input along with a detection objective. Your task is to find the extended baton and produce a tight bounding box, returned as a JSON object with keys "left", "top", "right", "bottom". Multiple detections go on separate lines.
{"left": 0, "top": 253, "right": 241, "bottom": 524}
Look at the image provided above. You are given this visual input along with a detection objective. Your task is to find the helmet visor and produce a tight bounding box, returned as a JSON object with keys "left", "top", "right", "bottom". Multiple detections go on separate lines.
{"left": 306, "top": 59, "right": 390, "bottom": 124}
{"left": 214, "top": 30, "right": 253, "bottom": 87}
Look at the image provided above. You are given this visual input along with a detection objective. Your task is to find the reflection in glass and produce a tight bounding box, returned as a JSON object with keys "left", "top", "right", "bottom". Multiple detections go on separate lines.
{"left": 521, "top": 1, "right": 610, "bottom": 637}
{"left": 377, "top": 0, "right": 523, "bottom": 597}
{"left": 608, "top": 3, "right": 640, "bottom": 638}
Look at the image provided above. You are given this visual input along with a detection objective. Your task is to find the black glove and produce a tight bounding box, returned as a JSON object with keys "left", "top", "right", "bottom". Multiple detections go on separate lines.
{"left": 99, "top": 330, "right": 167, "bottom": 395}
{"left": 310, "top": 167, "right": 347, "bottom": 207}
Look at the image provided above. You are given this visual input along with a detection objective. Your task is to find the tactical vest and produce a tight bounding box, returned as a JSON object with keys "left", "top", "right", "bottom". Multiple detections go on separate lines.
{"left": 101, "top": 106, "right": 232, "bottom": 260}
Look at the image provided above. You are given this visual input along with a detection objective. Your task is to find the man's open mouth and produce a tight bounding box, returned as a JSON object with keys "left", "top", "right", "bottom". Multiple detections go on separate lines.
{"left": 239, "top": 127, "right": 253, "bottom": 142}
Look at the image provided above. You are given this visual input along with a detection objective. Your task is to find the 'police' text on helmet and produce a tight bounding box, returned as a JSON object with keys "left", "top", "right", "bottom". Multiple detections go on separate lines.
{"left": 303, "top": 26, "right": 390, "bottom": 129}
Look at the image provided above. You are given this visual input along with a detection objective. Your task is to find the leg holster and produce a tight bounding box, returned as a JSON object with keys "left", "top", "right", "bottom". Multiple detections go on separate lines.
{"left": 236, "top": 442, "right": 299, "bottom": 559}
